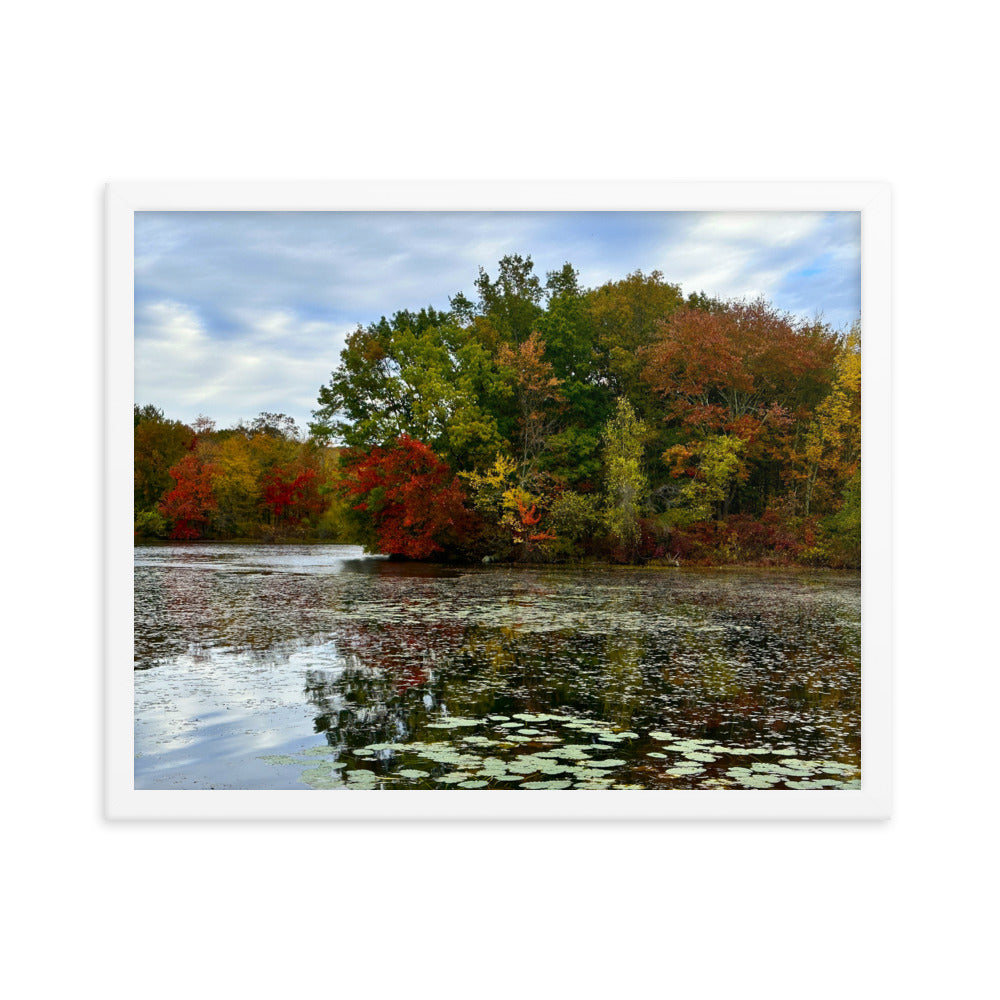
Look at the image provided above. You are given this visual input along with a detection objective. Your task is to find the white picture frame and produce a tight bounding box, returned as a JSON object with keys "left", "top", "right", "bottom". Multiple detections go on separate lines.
{"left": 107, "top": 180, "right": 891, "bottom": 820}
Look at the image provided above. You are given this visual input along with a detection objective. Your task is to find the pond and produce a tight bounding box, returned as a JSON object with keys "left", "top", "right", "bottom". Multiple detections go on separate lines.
{"left": 134, "top": 544, "right": 861, "bottom": 791}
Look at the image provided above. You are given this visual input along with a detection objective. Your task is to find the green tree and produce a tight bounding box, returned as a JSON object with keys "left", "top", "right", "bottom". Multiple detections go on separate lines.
{"left": 474, "top": 253, "right": 544, "bottom": 345}
{"left": 601, "top": 398, "right": 649, "bottom": 557}
{"left": 311, "top": 309, "right": 503, "bottom": 470}
{"left": 665, "top": 434, "right": 748, "bottom": 523}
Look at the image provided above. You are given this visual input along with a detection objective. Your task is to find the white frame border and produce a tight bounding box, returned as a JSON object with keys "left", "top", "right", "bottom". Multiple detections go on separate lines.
{"left": 107, "top": 181, "right": 891, "bottom": 821}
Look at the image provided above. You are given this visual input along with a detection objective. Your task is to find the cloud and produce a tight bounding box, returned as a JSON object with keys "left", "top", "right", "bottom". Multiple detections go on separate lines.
{"left": 654, "top": 212, "right": 861, "bottom": 325}
{"left": 135, "top": 210, "right": 861, "bottom": 430}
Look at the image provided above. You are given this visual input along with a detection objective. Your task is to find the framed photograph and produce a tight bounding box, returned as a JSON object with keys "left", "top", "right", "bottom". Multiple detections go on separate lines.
{"left": 107, "top": 181, "right": 891, "bottom": 820}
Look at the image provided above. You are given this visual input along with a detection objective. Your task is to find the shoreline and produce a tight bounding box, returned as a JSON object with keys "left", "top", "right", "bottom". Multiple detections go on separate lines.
{"left": 133, "top": 538, "right": 858, "bottom": 572}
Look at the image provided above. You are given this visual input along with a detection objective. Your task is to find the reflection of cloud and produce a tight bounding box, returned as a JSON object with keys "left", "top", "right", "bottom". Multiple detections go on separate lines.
{"left": 135, "top": 210, "right": 861, "bottom": 429}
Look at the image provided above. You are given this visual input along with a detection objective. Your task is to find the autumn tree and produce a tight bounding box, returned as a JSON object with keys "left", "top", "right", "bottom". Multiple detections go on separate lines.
{"left": 260, "top": 464, "right": 324, "bottom": 526}
{"left": 496, "top": 331, "right": 565, "bottom": 480}
{"left": 643, "top": 298, "right": 836, "bottom": 435}
{"left": 158, "top": 451, "right": 218, "bottom": 539}
{"left": 799, "top": 323, "right": 861, "bottom": 514}
{"left": 338, "top": 435, "right": 476, "bottom": 559}
{"left": 134, "top": 405, "right": 194, "bottom": 513}
{"left": 643, "top": 298, "right": 838, "bottom": 515}
{"left": 200, "top": 432, "right": 260, "bottom": 535}
{"left": 586, "top": 270, "right": 685, "bottom": 402}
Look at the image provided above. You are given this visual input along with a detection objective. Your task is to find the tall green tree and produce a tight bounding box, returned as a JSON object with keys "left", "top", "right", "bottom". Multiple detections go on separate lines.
{"left": 311, "top": 309, "right": 502, "bottom": 469}
{"left": 601, "top": 398, "right": 649, "bottom": 557}
{"left": 474, "top": 253, "right": 544, "bottom": 346}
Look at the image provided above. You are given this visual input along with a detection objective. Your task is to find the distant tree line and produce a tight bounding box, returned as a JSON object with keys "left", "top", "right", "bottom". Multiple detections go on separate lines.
{"left": 135, "top": 255, "right": 860, "bottom": 567}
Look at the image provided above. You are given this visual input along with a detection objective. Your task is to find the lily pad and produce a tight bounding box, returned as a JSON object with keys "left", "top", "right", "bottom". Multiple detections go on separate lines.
{"left": 435, "top": 772, "right": 474, "bottom": 784}
{"left": 426, "top": 717, "right": 481, "bottom": 729}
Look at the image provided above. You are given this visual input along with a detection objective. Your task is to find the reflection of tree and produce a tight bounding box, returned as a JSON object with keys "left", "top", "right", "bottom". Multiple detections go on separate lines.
{"left": 304, "top": 620, "right": 467, "bottom": 748}
{"left": 655, "top": 596, "right": 860, "bottom": 755}
{"left": 305, "top": 658, "right": 413, "bottom": 746}
{"left": 600, "top": 633, "right": 646, "bottom": 728}
{"left": 137, "top": 551, "right": 860, "bottom": 770}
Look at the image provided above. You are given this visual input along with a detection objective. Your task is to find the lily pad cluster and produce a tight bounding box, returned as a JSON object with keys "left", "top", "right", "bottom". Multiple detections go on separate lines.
{"left": 259, "top": 711, "right": 651, "bottom": 789}
{"left": 260, "top": 712, "right": 860, "bottom": 791}
{"left": 641, "top": 731, "right": 860, "bottom": 789}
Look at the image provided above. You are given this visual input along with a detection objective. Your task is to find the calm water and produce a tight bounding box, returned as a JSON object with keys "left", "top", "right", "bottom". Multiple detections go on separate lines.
{"left": 134, "top": 544, "right": 861, "bottom": 790}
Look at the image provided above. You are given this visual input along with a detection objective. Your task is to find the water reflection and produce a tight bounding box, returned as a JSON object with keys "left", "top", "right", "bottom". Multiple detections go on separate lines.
{"left": 134, "top": 544, "right": 861, "bottom": 790}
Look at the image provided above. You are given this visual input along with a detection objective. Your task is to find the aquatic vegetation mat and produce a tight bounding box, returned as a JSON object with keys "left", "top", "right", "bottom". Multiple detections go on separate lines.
{"left": 134, "top": 546, "right": 861, "bottom": 791}
{"left": 257, "top": 712, "right": 861, "bottom": 791}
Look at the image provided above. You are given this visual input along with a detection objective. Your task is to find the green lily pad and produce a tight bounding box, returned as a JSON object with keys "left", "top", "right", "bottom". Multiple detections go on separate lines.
{"left": 521, "top": 780, "right": 573, "bottom": 789}
{"left": 736, "top": 775, "right": 781, "bottom": 788}
{"left": 300, "top": 765, "right": 347, "bottom": 789}
{"left": 570, "top": 768, "right": 613, "bottom": 781}
{"left": 426, "top": 717, "right": 481, "bottom": 728}
{"left": 346, "top": 770, "right": 379, "bottom": 786}
{"left": 435, "top": 772, "right": 474, "bottom": 784}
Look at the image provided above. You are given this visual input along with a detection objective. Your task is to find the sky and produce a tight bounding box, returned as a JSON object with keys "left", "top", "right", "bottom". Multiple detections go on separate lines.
{"left": 134, "top": 211, "right": 861, "bottom": 433}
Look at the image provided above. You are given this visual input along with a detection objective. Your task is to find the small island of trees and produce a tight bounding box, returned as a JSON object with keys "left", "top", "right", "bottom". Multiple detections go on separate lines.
{"left": 134, "top": 255, "right": 860, "bottom": 568}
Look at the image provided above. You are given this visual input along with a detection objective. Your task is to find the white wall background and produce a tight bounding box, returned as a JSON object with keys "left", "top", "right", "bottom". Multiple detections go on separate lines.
{"left": 4, "top": 2, "right": 994, "bottom": 997}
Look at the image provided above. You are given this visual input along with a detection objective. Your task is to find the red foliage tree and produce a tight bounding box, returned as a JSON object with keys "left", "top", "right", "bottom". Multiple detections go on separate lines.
{"left": 260, "top": 464, "right": 324, "bottom": 526}
{"left": 339, "top": 435, "right": 475, "bottom": 558}
{"left": 158, "top": 452, "right": 218, "bottom": 539}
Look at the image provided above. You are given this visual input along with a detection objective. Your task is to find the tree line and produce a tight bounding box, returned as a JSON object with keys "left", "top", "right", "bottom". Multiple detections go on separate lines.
{"left": 135, "top": 255, "right": 860, "bottom": 567}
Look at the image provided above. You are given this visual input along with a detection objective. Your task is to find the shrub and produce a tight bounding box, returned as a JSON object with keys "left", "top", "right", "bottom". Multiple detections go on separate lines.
{"left": 134, "top": 509, "right": 167, "bottom": 539}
